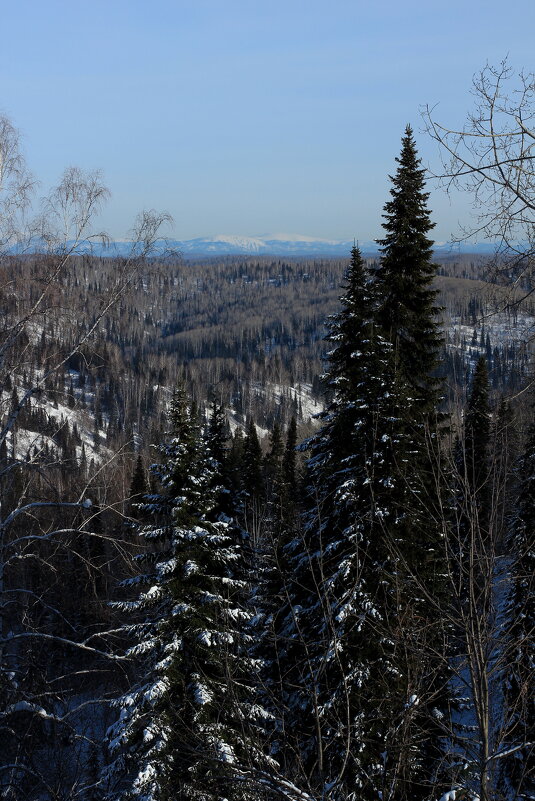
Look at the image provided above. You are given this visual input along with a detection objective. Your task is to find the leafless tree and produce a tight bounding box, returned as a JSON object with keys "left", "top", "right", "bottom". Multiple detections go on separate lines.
{"left": 374, "top": 411, "right": 534, "bottom": 801}
{"left": 0, "top": 112, "right": 171, "bottom": 799}
{"left": 245, "top": 406, "right": 533, "bottom": 801}
{"left": 422, "top": 61, "right": 535, "bottom": 311}
{"left": 0, "top": 114, "right": 35, "bottom": 257}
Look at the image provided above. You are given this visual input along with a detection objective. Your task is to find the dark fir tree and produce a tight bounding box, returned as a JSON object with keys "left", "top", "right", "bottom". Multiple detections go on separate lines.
{"left": 281, "top": 136, "right": 453, "bottom": 796}
{"left": 282, "top": 416, "right": 298, "bottom": 508}
{"left": 263, "top": 421, "right": 284, "bottom": 503}
{"left": 455, "top": 355, "right": 493, "bottom": 630}
{"left": 376, "top": 124, "right": 443, "bottom": 418}
{"left": 242, "top": 419, "right": 264, "bottom": 502}
{"left": 249, "top": 418, "right": 301, "bottom": 780}
{"left": 106, "top": 387, "right": 265, "bottom": 801}
{"left": 128, "top": 453, "right": 148, "bottom": 513}
{"left": 372, "top": 128, "right": 452, "bottom": 800}
{"left": 205, "top": 398, "right": 229, "bottom": 469}
{"left": 281, "top": 245, "right": 432, "bottom": 800}
{"left": 453, "top": 356, "right": 493, "bottom": 623}
{"left": 463, "top": 356, "right": 491, "bottom": 498}
{"left": 491, "top": 397, "right": 516, "bottom": 539}
{"left": 260, "top": 421, "right": 286, "bottom": 591}
{"left": 205, "top": 398, "right": 234, "bottom": 517}
{"left": 241, "top": 418, "right": 265, "bottom": 547}
{"left": 227, "top": 427, "right": 245, "bottom": 495}
{"left": 373, "top": 127, "right": 448, "bottom": 608}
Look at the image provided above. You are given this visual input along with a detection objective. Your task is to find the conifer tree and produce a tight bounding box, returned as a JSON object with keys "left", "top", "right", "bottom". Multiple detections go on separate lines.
{"left": 264, "top": 421, "right": 284, "bottom": 502}
{"left": 128, "top": 454, "right": 147, "bottom": 512}
{"left": 241, "top": 419, "right": 265, "bottom": 547}
{"left": 376, "top": 124, "right": 443, "bottom": 418}
{"left": 454, "top": 356, "right": 493, "bottom": 625}
{"left": 280, "top": 245, "right": 422, "bottom": 798}
{"left": 249, "top": 418, "right": 301, "bottom": 779}
{"left": 463, "top": 356, "right": 491, "bottom": 498}
{"left": 261, "top": 421, "right": 286, "bottom": 593}
{"left": 373, "top": 129, "right": 446, "bottom": 572}
{"left": 106, "top": 387, "right": 265, "bottom": 801}
{"left": 243, "top": 419, "right": 264, "bottom": 502}
{"left": 227, "top": 427, "right": 245, "bottom": 495}
{"left": 206, "top": 399, "right": 228, "bottom": 469}
{"left": 490, "top": 397, "right": 517, "bottom": 553}
{"left": 282, "top": 416, "right": 298, "bottom": 508}
{"left": 206, "top": 398, "right": 234, "bottom": 517}
{"left": 282, "top": 133, "right": 453, "bottom": 796}
{"left": 371, "top": 128, "right": 452, "bottom": 801}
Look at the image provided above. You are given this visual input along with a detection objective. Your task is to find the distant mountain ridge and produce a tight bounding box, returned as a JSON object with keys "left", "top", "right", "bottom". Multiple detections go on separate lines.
{"left": 176, "top": 234, "right": 362, "bottom": 256}
{"left": 94, "top": 234, "right": 500, "bottom": 258}
{"left": 12, "top": 234, "right": 500, "bottom": 258}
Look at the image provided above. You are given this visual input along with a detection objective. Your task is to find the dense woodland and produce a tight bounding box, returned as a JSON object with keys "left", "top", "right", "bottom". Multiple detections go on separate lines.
{"left": 0, "top": 247, "right": 532, "bottom": 447}
{"left": 1, "top": 105, "right": 534, "bottom": 801}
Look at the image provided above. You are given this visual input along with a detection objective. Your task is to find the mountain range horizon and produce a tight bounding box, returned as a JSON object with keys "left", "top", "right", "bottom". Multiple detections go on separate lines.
{"left": 91, "top": 232, "right": 499, "bottom": 258}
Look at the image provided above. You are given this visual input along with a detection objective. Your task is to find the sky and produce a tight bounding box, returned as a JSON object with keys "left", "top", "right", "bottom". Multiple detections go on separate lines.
{"left": 0, "top": 0, "right": 533, "bottom": 243}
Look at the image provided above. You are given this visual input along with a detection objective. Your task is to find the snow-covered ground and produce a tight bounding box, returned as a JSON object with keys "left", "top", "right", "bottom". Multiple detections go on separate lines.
{"left": 447, "top": 310, "right": 534, "bottom": 367}
{"left": 269, "top": 382, "right": 323, "bottom": 419}
{"left": 1, "top": 379, "right": 111, "bottom": 465}
{"left": 203, "top": 382, "right": 323, "bottom": 442}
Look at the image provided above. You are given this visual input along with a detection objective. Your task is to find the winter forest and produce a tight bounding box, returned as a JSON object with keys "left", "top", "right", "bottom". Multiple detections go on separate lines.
{"left": 1, "top": 66, "right": 534, "bottom": 801}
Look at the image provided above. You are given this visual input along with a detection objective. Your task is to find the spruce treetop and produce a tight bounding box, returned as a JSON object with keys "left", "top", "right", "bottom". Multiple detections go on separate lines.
{"left": 376, "top": 125, "right": 443, "bottom": 411}
{"left": 207, "top": 397, "right": 229, "bottom": 467}
{"left": 379, "top": 124, "right": 435, "bottom": 255}
{"left": 325, "top": 244, "right": 378, "bottom": 401}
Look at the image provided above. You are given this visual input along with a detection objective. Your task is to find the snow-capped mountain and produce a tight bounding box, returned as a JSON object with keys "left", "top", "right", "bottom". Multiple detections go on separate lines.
{"left": 81, "top": 233, "right": 373, "bottom": 257}
{"left": 173, "top": 233, "right": 363, "bottom": 256}
{"left": 51, "top": 234, "right": 503, "bottom": 259}
{"left": 169, "top": 235, "right": 501, "bottom": 257}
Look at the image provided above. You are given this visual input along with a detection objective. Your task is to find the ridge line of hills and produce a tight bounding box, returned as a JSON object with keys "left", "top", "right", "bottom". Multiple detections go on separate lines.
{"left": 68, "top": 234, "right": 501, "bottom": 258}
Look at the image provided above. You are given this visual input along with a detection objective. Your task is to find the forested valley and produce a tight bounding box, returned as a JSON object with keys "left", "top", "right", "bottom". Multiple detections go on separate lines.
{"left": 1, "top": 117, "right": 534, "bottom": 801}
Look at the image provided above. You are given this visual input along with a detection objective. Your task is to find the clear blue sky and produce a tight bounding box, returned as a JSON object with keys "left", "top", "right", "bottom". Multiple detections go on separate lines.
{"left": 1, "top": 0, "right": 533, "bottom": 242}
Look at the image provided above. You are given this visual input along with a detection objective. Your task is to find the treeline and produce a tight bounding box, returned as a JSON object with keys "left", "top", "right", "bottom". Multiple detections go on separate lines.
{"left": 0, "top": 246, "right": 532, "bottom": 461}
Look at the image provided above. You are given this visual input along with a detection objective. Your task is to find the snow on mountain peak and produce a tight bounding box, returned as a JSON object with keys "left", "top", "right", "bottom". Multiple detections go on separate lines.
{"left": 212, "top": 235, "right": 266, "bottom": 250}
{"left": 259, "top": 233, "right": 340, "bottom": 244}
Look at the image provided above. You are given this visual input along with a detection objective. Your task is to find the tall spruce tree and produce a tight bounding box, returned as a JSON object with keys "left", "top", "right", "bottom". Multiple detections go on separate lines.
{"left": 280, "top": 245, "right": 421, "bottom": 799}
{"left": 242, "top": 419, "right": 264, "bottom": 502}
{"left": 373, "top": 126, "right": 448, "bottom": 605}
{"left": 491, "top": 397, "right": 516, "bottom": 538}
{"left": 206, "top": 398, "right": 229, "bottom": 468}
{"left": 227, "top": 427, "right": 246, "bottom": 495}
{"left": 281, "top": 128, "right": 453, "bottom": 799}
{"left": 455, "top": 356, "right": 493, "bottom": 618}
{"left": 206, "top": 398, "right": 234, "bottom": 517}
{"left": 282, "top": 416, "right": 298, "bottom": 512}
{"left": 128, "top": 453, "right": 148, "bottom": 517}
{"left": 376, "top": 124, "right": 443, "bottom": 419}
{"left": 106, "top": 387, "right": 265, "bottom": 801}
{"left": 129, "top": 454, "right": 148, "bottom": 501}
{"left": 264, "top": 422, "right": 284, "bottom": 498}
{"left": 371, "top": 128, "right": 453, "bottom": 801}
{"left": 241, "top": 419, "right": 265, "bottom": 549}
{"left": 251, "top": 416, "right": 307, "bottom": 763}
{"left": 463, "top": 356, "right": 491, "bottom": 498}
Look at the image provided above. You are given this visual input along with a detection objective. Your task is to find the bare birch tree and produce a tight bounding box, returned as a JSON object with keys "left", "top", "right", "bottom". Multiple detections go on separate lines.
{"left": 0, "top": 113, "right": 171, "bottom": 799}
{"left": 423, "top": 61, "right": 535, "bottom": 311}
